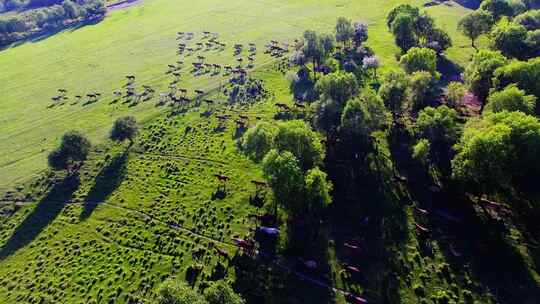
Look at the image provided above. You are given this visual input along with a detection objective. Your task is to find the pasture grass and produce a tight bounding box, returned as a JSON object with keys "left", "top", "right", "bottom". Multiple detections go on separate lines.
{"left": 0, "top": 0, "right": 475, "bottom": 189}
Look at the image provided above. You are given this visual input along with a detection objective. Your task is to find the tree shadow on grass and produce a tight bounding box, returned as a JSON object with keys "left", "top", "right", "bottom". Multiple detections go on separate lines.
{"left": 80, "top": 149, "right": 129, "bottom": 220}
{"left": 437, "top": 56, "right": 464, "bottom": 86}
{"left": 0, "top": 173, "right": 80, "bottom": 260}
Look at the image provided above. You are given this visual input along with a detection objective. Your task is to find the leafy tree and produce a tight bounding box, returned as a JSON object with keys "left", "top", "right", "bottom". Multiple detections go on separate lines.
{"left": 274, "top": 120, "right": 324, "bottom": 170}
{"left": 493, "top": 57, "right": 540, "bottom": 98}
{"left": 452, "top": 111, "right": 540, "bottom": 194}
{"left": 240, "top": 122, "right": 277, "bottom": 162}
{"left": 446, "top": 81, "right": 466, "bottom": 109}
{"left": 203, "top": 281, "right": 245, "bottom": 304}
{"left": 490, "top": 19, "right": 529, "bottom": 59}
{"left": 390, "top": 13, "right": 418, "bottom": 52}
{"left": 110, "top": 116, "right": 138, "bottom": 143}
{"left": 514, "top": 9, "right": 540, "bottom": 30}
{"left": 416, "top": 106, "right": 461, "bottom": 147}
{"left": 400, "top": 47, "right": 437, "bottom": 74}
{"left": 304, "top": 167, "right": 333, "bottom": 216}
{"left": 48, "top": 131, "right": 91, "bottom": 170}
{"left": 480, "top": 0, "right": 514, "bottom": 20}
{"left": 155, "top": 278, "right": 207, "bottom": 304}
{"left": 335, "top": 17, "right": 354, "bottom": 46}
{"left": 387, "top": 4, "right": 420, "bottom": 28}
{"left": 352, "top": 21, "right": 368, "bottom": 46}
{"left": 313, "top": 98, "right": 343, "bottom": 134}
{"left": 463, "top": 49, "right": 507, "bottom": 102}
{"left": 340, "top": 89, "right": 388, "bottom": 141}
{"left": 484, "top": 84, "right": 537, "bottom": 114}
{"left": 379, "top": 69, "right": 409, "bottom": 120}
{"left": 315, "top": 71, "right": 359, "bottom": 104}
{"left": 262, "top": 149, "right": 304, "bottom": 213}
{"left": 458, "top": 10, "right": 494, "bottom": 49}
{"left": 408, "top": 70, "right": 439, "bottom": 111}
{"left": 412, "top": 138, "right": 431, "bottom": 165}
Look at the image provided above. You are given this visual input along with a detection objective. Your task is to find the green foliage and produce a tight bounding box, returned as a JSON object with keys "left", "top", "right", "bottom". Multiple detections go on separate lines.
{"left": 379, "top": 69, "right": 409, "bottom": 118}
{"left": 412, "top": 138, "right": 431, "bottom": 165}
{"left": 262, "top": 149, "right": 304, "bottom": 213}
{"left": 240, "top": 122, "right": 277, "bottom": 162}
{"left": 514, "top": 9, "right": 540, "bottom": 30}
{"left": 484, "top": 84, "right": 537, "bottom": 114}
{"left": 400, "top": 47, "right": 437, "bottom": 74}
{"left": 203, "top": 280, "right": 245, "bottom": 304}
{"left": 387, "top": 4, "right": 452, "bottom": 53}
{"left": 416, "top": 105, "right": 461, "bottom": 147}
{"left": 156, "top": 278, "right": 207, "bottom": 304}
{"left": 110, "top": 116, "right": 139, "bottom": 142}
{"left": 48, "top": 130, "right": 91, "bottom": 170}
{"left": 315, "top": 71, "right": 359, "bottom": 104}
{"left": 493, "top": 57, "right": 540, "bottom": 98}
{"left": 313, "top": 98, "right": 343, "bottom": 134}
{"left": 340, "top": 89, "right": 388, "bottom": 139}
{"left": 408, "top": 70, "right": 439, "bottom": 111}
{"left": 274, "top": 120, "right": 324, "bottom": 170}
{"left": 445, "top": 82, "right": 466, "bottom": 109}
{"left": 458, "top": 10, "right": 494, "bottom": 48}
{"left": 304, "top": 167, "right": 333, "bottom": 216}
{"left": 335, "top": 17, "right": 354, "bottom": 45}
{"left": 463, "top": 49, "right": 507, "bottom": 101}
{"left": 480, "top": 0, "right": 514, "bottom": 20}
{"left": 490, "top": 19, "right": 529, "bottom": 59}
{"left": 452, "top": 111, "right": 540, "bottom": 193}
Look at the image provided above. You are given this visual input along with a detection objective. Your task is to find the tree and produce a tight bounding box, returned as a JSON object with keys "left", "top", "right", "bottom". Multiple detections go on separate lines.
{"left": 340, "top": 89, "right": 388, "bottom": 142}
{"left": 379, "top": 69, "right": 409, "bottom": 120}
{"left": 480, "top": 0, "right": 514, "bottom": 20}
{"left": 315, "top": 71, "right": 359, "bottom": 104}
{"left": 452, "top": 111, "right": 540, "bottom": 194}
{"left": 352, "top": 21, "right": 368, "bottom": 47}
{"left": 412, "top": 138, "right": 431, "bottom": 165}
{"left": 313, "top": 98, "right": 343, "bottom": 134}
{"left": 262, "top": 150, "right": 304, "bottom": 214}
{"left": 408, "top": 70, "right": 439, "bottom": 111}
{"left": 387, "top": 4, "right": 420, "bottom": 28}
{"left": 416, "top": 106, "right": 461, "bottom": 173}
{"left": 463, "top": 49, "right": 507, "bottom": 102}
{"left": 274, "top": 120, "right": 324, "bottom": 170}
{"left": 48, "top": 131, "right": 91, "bottom": 171}
{"left": 390, "top": 13, "right": 418, "bottom": 52}
{"left": 335, "top": 17, "right": 354, "bottom": 46}
{"left": 240, "top": 122, "right": 277, "bottom": 162}
{"left": 514, "top": 9, "right": 540, "bottom": 30}
{"left": 458, "top": 10, "right": 494, "bottom": 49}
{"left": 484, "top": 84, "right": 537, "bottom": 114}
{"left": 203, "top": 281, "right": 245, "bottom": 304}
{"left": 490, "top": 19, "right": 529, "bottom": 59}
{"left": 304, "top": 167, "right": 333, "bottom": 216}
{"left": 400, "top": 47, "right": 437, "bottom": 74}
{"left": 110, "top": 116, "right": 138, "bottom": 143}
{"left": 493, "top": 57, "right": 540, "bottom": 99}
{"left": 155, "top": 278, "right": 207, "bottom": 304}
{"left": 445, "top": 81, "right": 467, "bottom": 109}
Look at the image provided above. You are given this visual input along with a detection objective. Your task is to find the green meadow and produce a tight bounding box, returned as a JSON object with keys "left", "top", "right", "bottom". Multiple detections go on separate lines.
{"left": 0, "top": 0, "right": 475, "bottom": 190}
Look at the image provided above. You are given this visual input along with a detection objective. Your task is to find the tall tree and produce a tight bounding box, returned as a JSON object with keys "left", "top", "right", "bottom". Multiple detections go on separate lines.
{"left": 463, "top": 49, "right": 507, "bottom": 103}
{"left": 335, "top": 17, "right": 354, "bottom": 47}
{"left": 274, "top": 120, "right": 324, "bottom": 170}
{"left": 48, "top": 130, "right": 91, "bottom": 171}
{"left": 484, "top": 84, "right": 537, "bottom": 114}
{"left": 458, "top": 10, "right": 494, "bottom": 49}
{"left": 379, "top": 69, "right": 409, "bottom": 121}
{"left": 400, "top": 47, "right": 437, "bottom": 74}
{"left": 110, "top": 116, "right": 138, "bottom": 143}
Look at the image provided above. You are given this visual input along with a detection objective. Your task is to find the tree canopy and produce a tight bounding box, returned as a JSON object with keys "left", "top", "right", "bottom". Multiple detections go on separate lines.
{"left": 240, "top": 122, "right": 277, "bottom": 162}
{"left": 274, "top": 120, "right": 324, "bottom": 171}
{"left": 48, "top": 130, "right": 91, "bottom": 170}
{"left": 400, "top": 47, "right": 437, "bottom": 74}
{"left": 110, "top": 116, "right": 139, "bottom": 142}
{"left": 203, "top": 281, "right": 245, "bottom": 304}
{"left": 463, "top": 49, "right": 507, "bottom": 102}
{"left": 458, "top": 10, "right": 494, "bottom": 49}
{"left": 315, "top": 71, "right": 359, "bottom": 104}
{"left": 452, "top": 111, "right": 540, "bottom": 194}
{"left": 484, "top": 84, "right": 537, "bottom": 114}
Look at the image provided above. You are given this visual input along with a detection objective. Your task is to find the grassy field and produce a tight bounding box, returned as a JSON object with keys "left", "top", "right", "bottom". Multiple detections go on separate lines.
{"left": 0, "top": 0, "right": 476, "bottom": 190}
{"left": 2, "top": 0, "right": 518, "bottom": 303}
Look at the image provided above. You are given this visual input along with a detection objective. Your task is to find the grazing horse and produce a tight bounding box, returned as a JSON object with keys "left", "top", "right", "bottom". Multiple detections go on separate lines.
{"left": 345, "top": 293, "right": 368, "bottom": 304}
{"left": 214, "top": 174, "right": 230, "bottom": 182}
{"left": 215, "top": 247, "right": 229, "bottom": 259}
{"left": 275, "top": 103, "right": 291, "bottom": 111}
{"left": 415, "top": 223, "right": 429, "bottom": 234}
{"left": 344, "top": 242, "right": 362, "bottom": 256}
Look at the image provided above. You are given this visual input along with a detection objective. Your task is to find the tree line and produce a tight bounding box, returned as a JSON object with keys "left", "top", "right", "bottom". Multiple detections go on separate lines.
{"left": 0, "top": 0, "right": 106, "bottom": 46}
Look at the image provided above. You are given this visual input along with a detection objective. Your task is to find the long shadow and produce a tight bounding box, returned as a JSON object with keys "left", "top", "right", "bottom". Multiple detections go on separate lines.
{"left": 80, "top": 149, "right": 129, "bottom": 220}
{"left": 437, "top": 56, "right": 464, "bottom": 86}
{"left": 0, "top": 173, "right": 80, "bottom": 260}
